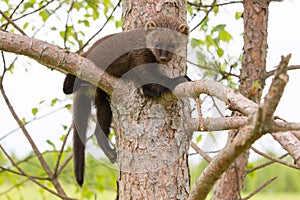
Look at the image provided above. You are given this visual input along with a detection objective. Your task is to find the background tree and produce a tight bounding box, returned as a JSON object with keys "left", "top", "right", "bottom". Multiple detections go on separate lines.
{"left": 212, "top": 1, "right": 268, "bottom": 199}
{"left": 1, "top": 0, "right": 300, "bottom": 200}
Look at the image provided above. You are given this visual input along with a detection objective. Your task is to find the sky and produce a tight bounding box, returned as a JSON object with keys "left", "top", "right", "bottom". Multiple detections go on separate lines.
{"left": 0, "top": 0, "right": 300, "bottom": 161}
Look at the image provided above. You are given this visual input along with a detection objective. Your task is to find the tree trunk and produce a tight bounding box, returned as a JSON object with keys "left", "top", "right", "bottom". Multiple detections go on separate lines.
{"left": 212, "top": 1, "right": 269, "bottom": 199}
{"left": 115, "top": 1, "right": 192, "bottom": 199}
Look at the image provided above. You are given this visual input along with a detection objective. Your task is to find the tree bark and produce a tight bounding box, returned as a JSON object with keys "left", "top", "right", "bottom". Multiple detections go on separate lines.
{"left": 212, "top": 1, "right": 269, "bottom": 199}
{"left": 115, "top": 1, "right": 192, "bottom": 199}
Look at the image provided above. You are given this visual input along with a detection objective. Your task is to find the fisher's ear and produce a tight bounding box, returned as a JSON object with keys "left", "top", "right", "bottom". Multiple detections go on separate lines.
{"left": 145, "top": 21, "right": 157, "bottom": 31}
{"left": 178, "top": 24, "right": 189, "bottom": 35}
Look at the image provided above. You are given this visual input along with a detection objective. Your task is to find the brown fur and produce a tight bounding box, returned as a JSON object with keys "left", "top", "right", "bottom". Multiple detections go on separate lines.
{"left": 63, "top": 16, "right": 189, "bottom": 186}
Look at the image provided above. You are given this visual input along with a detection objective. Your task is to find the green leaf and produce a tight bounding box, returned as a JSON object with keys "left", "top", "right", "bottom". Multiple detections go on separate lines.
{"left": 46, "top": 139, "right": 56, "bottom": 150}
{"left": 205, "top": 35, "right": 214, "bottom": 47}
{"left": 217, "top": 47, "right": 224, "bottom": 57}
{"left": 191, "top": 38, "right": 204, "bottom": 48}
{"left": 213, "top": 5, "right": 219, "bottom": 15}
{"left": 196, "top": 135, "right": 202, "bottom": 143}
{"left": 39, "top": 9, "right": 50, "bottom": 22}
{"left": 59, "top": 31, "right": 65, "bottom": 39}
{"left": 51, "top": 98, "right": 59, "bottom": 106}
{"left": 247, "top": 162, "right": 256, "bottom": 178}
{"left": 23, "top": 22, "right": 29, "bottom": 30}
{"left": 23, "top": 2, "right": 34, "bottom": 9}
{"left": 60, "top": 134, "right": 66, "bottom": 142}
{"left": 235, "top": 11, "right": 243, "bottom": 20}
{"left": 78, "top": 20, "right": 90, "bottom": 27}
{"left": 65, "top": 104, "right": 71, "bottom": 111}
{"left": 115, "top": 19, "right": 122, "bottom": 28}
{"left": 7, "top": 63, "right": 15, "bottom": 74}
{"left": 212, "top": 24, "right": 226, "bottom": 33}
{"left": 32, "top": 107, "right": 38, "bottom": 116}
{"left": 21, "top": 117, "right": 27, "bottom": 124}
{"left": 62, "top": 125, "right": 68, "bottom": 131}
{"left": 219, "top": 29, "right": 232, "bottom": 42}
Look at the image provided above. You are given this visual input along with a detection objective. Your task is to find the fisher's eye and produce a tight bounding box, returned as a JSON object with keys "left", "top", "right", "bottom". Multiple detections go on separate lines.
{"left": 169, "top": 43, "right": 176, "bottom": 50}
{"left": 155, "top": 43, "right": 161, "bottom": 49}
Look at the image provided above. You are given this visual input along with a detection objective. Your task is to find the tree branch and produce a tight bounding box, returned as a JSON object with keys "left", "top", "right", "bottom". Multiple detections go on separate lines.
{"left": 242, "top": 177, "right": 277, "bottom": 200}
{"left": 0, "top": 145, "right": 75, "bottom": 200}
{"left": 246, "top": 153, "right": 289, "bottom": 173}
{"left": 251, "top": 147, "right": 299, "bottom": 170}
{"left": 188, "top": 54, "right": 291, "bottom": 200}
{"left": 187, "top": 1, "right": 242, "bottom": 8}
{"left": 266, "top": 65, "right": 300, "bottom": 78}
{"left": 191, "top": 142, "right": 212, "bottom": 163}
{"left": 0, "top": 10, "right": 26, "bottom": 35}
{"left": 0, "top": 29, "right": 117, "bottom": 95}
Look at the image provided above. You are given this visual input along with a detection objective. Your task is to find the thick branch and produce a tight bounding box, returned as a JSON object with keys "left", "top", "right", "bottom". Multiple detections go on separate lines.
{"left": 174, "top": 79, "right": 258, "bottom": 116}
{"left": 0, "top": 30, "right": 116, "bottom": 95}
{"left": 189, "top": 116, "right": 300, "bottom": 134}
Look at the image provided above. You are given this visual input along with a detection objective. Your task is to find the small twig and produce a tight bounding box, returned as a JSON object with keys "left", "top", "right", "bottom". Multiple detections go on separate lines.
{"left": 247, "top": 153, "right": 289, "bottom": 173}
{"left": 242, "top": 177, "right": 277, "bottom": 200}
{"left": 0, "top": 150, "right": 69, "bottom": 175}
{"left": 56, "top": 154, "right": 73, "bottom": 175}
{"left": 187, "top": 58, "right": 224, "bottom": 76}
{"left": 0, "top": 10, "right": 26, "bottom": 35}
{"left": 64, "top": 0, "right": 75, "bottom": 48}
{"left": 0, "top": 166, "right": 49, "bottom": 180}
{"left": 266, "top": 65, "right": 300, "bottom": 78}
{"left": 251, "top": 147, "right": 299, "bottom": 170}
{"left": 10, "top": 0, "right": 25, "bottom": 17}
{"left": 190, "top": 0, "right": 217, "bottom": 32}
{"left": 187, "top": 1, "right": 242, "bottom": 8}
{"left": 191, "top": 142, "right": 212, "bottom": 163}
{"left": 0, "top": 145, "right": 75, "bottom": 200}
{"left": 211, "top": 96, "right": 224, "bottom": 117}
{"left": 54, "top": 124, "right": 72, "bottom": 175}
{"left": 77, "top": 0, "right": 122, "bottom": 53}
{"left": 9, "top": 0, "right": 56, "bottom": 22}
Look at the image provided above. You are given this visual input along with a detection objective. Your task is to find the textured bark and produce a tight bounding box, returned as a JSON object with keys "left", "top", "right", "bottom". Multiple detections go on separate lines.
{"left": 212, "top": 1, "right": 269, "bottom": 199}
{"left": 116, "top": 1, "right": 192, "bottom": 199}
